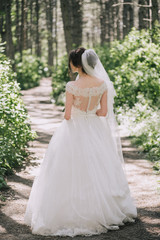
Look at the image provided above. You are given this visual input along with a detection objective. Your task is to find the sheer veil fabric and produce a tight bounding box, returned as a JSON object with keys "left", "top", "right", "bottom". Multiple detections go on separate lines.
{"left": 81, "top": 49, "right": 124, "bottom": 165}
{"left": 24, "top": 48, "right": 137, "bottom": 237}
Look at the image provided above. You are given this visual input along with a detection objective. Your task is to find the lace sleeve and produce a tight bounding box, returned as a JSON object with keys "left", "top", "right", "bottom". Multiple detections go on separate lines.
{"left": 101, "top": 82, "right": 108, "bottom": 94}
{"left": 66, "top": 81, "right": 108, "bottom": 97}
{"left": 66, "top": 81, "right": 74, "bottom": 94}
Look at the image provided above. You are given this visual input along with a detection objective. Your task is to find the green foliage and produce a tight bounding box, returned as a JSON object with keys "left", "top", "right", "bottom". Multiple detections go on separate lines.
{"left": 96, "top": 28, "right": 160, "bottom": 169}
{"left": 0, "top": 48, "right": 36, "bottom": 189}
{"left": 117, "top": 96, "right": 160, "bottom": 159}
{"left": 52, "top": 55, "right": 70, "bottom": 105}
{"left": 96, "top": 28, "right": 160, "bottom": 109}
{"left": 116, "top": 96, "right": 160, "bottom": 172}
{"left": 15, "top": 50, "right": 49, "bottom": 90}
{"left": 150, "top": 21, "right": 160, "bottom": 45}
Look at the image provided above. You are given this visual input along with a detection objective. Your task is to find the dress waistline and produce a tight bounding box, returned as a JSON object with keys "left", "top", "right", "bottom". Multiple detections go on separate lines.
{"left": 71, "top": 112, "right": 97, "bottom": 118}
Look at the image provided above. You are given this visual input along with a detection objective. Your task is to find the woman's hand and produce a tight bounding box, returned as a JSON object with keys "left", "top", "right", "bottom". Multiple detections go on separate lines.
{"left": 64, "top": 114, "right": 71, "bottom": 120}
{"left": 96, "top": 109, "right": 101, "bottom": 116}
{"left": 96, "top": 108, "right": 107, "bottom": 117}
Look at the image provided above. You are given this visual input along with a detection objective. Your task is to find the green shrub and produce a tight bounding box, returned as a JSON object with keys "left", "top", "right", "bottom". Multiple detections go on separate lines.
{"left": 95, "top": 28, "right": 160, "bottom": 109}
{"left": 15, "top": 50, "right": 49, "bottom": 90}
{"left": 110, "top": 44, "right": 160, "bottom": 108}
{"left": 52, "top": 55, "right": 70, "bottom": 105}
{"left": 0, "top": 50, "right": 36, "bottom": 189}
{"left": 96, "top": 28, "right": 160, "bottom": 167}
{"left": 117, "top": 95, "right": 160, "bottom": 159}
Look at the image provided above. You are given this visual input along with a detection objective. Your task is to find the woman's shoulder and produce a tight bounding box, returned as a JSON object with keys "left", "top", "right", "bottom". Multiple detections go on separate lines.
{"left": 66, "top": 81, "right": 75, "bottom": 86}
{"left": 66, "top": 79, "right": 107, "bottom": 95}
{"left": 66, "top": 81, "right": 75, "bottom": 94}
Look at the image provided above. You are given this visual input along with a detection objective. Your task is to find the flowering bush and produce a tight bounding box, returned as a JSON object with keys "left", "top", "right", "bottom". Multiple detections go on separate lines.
{"left": 52, "top": 55, "right": 70, "bottom": 105}
{"left": 15, "top": 50, "right": 49, "bottom": 90}
{"left": 116, "top": 96, "right": 160, "bottom": 161}
{"left": 96, "top": 27, "right": 160, "bottom": 170}
{"left": 96, "top": 28, "right": 160, "bottom": 109}
{"left": 0, "top": 48, "right": 36, "bottom": 189}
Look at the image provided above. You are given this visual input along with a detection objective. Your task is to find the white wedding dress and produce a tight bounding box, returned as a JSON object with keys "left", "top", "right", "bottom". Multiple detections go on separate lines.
{"left": 24, "top": 80, "right": 137, "bottom": 237}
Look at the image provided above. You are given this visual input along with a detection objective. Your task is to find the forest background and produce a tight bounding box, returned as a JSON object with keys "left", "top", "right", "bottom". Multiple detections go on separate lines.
{"left": 0, "top": 0, "right": 160, "bottom": 189}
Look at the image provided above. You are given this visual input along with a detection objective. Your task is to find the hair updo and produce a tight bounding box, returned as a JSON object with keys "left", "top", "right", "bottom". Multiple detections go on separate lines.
{"left": 68, "top": 47, "right": 86, "bottom": 73}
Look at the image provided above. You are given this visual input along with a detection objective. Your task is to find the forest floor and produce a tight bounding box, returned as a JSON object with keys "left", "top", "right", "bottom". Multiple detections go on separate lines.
{"left": 0, "top": 78, "right": 160, "bottom": 240}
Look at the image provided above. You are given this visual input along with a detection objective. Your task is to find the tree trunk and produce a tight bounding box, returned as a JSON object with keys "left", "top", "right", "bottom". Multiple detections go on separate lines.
{"left": 0, "top": 0, "right": 6, "bottom": 45}
{"left": 117, "top": 0, "right": 123, "bottom": 40}
{"left": 110, "top": 0, "right": 115, "bottom": 42}
{"left": 100, "top": 0, "right": 107, "bottom": 45}
{"left": 5, "top": 0, "right": 14, "bottom": 60}
{"left": 133, "top": 0, "right": 139, "bottom": 29}
{"left": 113, "top": 0, "right": 118, "bottom": 41}
{"left": 60, "top": 0, "right": 72, "bottom": 53}
{"left": 53, "top": 0, "right": 58, "bottom": 67}
{"left": 105, "top": 0, "right": 113, "bottom": 43}
{"left": 158, "top": 0, "right": 160, "bottom": 23}
{"left": 139, "top": 0, "right": 150, "bottom": 30}
{"left": 20, "top": 0, "right": 28, "bottom": 57}
{"left": 60, "top": 0, "right": 83, "bottom": 53}
{"left": 0, "top": 15, "right": 6, "bottom": 44}
{"left": 35, "top": 0, "right": 41, "bottom": 57}
{"left": 152, "top": 0, "right": 159, "bottom": 26}
{"left": 24, "top": 0, "right": 28, "bottom": 50}
{"left": 29, "top": 0, "right": 33, "bottom": 53}
{"left": 20, "top": 0, "right": 24, "bottom": 57}
{"left": 71, "top": 0, "right": 83, "bottom": 48}
{"left": 123, "top": 0, "right": 133, "bottom": 37}
{"left": 45, "top": 0, "right": 54, "bottom": 66}
{"left": 15, "top": 0, "right": 20, "bottom": 52}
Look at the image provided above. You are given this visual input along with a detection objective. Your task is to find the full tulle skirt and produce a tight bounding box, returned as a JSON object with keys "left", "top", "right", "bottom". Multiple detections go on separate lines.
{"left": 24, "top": 112, "right": 137, "bottom": 237}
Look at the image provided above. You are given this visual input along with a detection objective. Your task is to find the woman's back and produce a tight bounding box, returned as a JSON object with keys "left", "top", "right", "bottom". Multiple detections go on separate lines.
{"left": 66, "top": 77, "right": 108, "bottom": 113}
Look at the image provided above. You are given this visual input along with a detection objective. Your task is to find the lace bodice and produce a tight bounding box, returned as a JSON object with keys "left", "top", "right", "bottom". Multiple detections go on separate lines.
{"left": 66, "top": 81, "right": 108, "bottom": 115}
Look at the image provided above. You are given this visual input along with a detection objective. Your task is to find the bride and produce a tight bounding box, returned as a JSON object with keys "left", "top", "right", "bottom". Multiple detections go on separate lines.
{"left": 24, "top": 47, "right": 137, "bottom": 237}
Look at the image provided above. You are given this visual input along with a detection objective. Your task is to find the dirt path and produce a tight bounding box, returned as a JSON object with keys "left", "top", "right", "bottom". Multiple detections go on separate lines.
{"left": 0, "top": 78, "right": 160, "bottom": 240}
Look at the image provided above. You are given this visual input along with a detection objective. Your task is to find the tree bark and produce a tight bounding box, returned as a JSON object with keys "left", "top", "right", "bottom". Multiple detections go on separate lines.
{"left": 20, "top": 0, "right": 24, "bottom": 57}
{"left": 28, "top": 0, "right": 33, "bottom": 53}
{"left": 71, "top": 0, "right": 83, "bottom": 48}
{"left": 35, "top": 0, "right": 41, "bottom": 57}
{"left": 117, "top": 0, "right": 123, "bottom": 40}
{"left": 113, "top": 0, "right": 118, "bottom": 41}
{"left": 5, "top": 0, "right": 14, "bottom": 60}
{"left": 0, "top": 0, "right": 6, "bottom": 45}
{"left": 133, "top": 0, "right": 139, "bottom": 29}
{"left": 15, "top": 0, "right": 20, "bottom": 52}
{"left": 45, "top": 0, "right": 54, "bottom": 66}
{"left": 21, "top": 0, "right": 28, "bottom": 51}
{"left": 123, "top": 0, "right": 133, "bottom": 37}
{"left": 53, "top": 0, "right": 58, "bottom": 67}
{"left": 105, "top": 0, "right": 113, "bottom": 43}
{"left": 100, "top": 0, "right": 107, "bottom": 44}
{"left": 152, "top": 0, "right": 159, "bottom": 26}
{"left": 60, "top": 0, "right": 72, "bottom": 53}
{"left": 60, "top": 0, "right": 83, "bottom": 53}
{"left": 139, "top": 0, "right": 150, "bottom": 29}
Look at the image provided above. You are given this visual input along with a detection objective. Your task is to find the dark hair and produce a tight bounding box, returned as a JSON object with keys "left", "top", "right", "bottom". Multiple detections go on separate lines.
{"left": 68, "top": 47, "right": 86, "bottom": 73}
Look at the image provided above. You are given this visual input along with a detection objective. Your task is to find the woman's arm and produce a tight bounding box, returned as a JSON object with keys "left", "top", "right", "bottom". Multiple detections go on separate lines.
{"left": 96, "top": 90, "right": 107, "bottom": 117}
{"left": 64, "top": 90, "right": 73, "bottom": 120}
